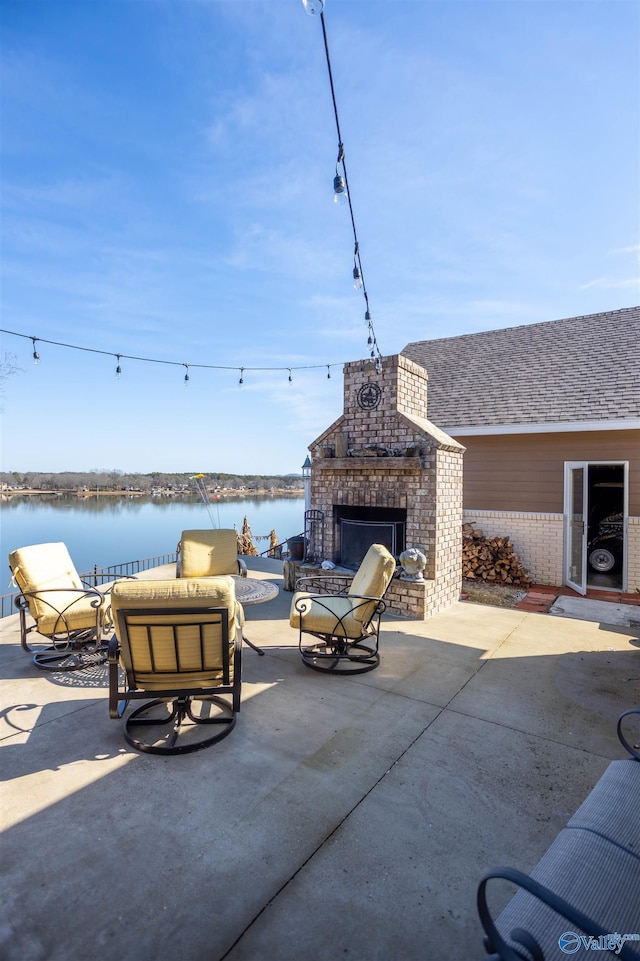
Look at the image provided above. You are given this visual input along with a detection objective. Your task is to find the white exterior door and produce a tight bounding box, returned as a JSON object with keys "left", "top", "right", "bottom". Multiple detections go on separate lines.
{"left": 564, "top": 462, "right": 587, "bottom": 595}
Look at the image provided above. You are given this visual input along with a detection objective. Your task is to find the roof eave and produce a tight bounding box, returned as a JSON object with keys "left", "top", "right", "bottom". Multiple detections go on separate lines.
{"left": 442, "top": 418, "right": 640, "bottom": 436}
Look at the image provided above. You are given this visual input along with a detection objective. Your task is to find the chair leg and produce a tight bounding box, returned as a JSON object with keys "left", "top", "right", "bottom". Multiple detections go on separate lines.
{"left": 123, "top": 696, "right": 236, "bottom": 755}
{"left": 108, "top": 642, "right": 128, "bottom": 718}
{"left": 32, "top": 634, "right": 108, "bottom": 672}
{"left": 242, "top": 633, "right": 265, "bottom": 656}
{"left": 300, "top": 634, "right": 380, "bottom": 675}
{"left": 19, "top": 598, "right": 108, "bottom": 671}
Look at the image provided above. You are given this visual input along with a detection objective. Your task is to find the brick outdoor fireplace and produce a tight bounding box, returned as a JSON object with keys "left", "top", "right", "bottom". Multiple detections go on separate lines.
{"left": 303, "top": 353, "right": 465, "bottom": 619}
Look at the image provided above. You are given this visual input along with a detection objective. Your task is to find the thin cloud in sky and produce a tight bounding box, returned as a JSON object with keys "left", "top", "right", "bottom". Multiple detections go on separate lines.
{"left": 579, "top": 277, "right": 640, "bottom": 292}
{"left": 611, "top": 245, "right": 640, "bottom": 256}
{"left": 0, "top": 0, "right": 638, "bottom": 473}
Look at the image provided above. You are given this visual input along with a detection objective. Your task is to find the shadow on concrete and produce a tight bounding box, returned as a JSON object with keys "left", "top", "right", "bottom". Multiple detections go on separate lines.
{"left": 1, "top": 596, "right": 638, "bottom": 961}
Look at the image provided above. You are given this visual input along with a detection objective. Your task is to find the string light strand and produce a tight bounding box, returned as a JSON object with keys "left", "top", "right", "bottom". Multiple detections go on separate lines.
{"left": 0, "top": 328, "right": 350, "bottom": 382}
{"left": 314, "top": 5, "right": 383, "bottom": 362}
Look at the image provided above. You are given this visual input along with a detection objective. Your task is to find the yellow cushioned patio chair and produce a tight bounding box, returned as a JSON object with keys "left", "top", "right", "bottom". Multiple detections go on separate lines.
{"left": 8, "top": 542, "right": 112, "bottom": 671}
{"left": 290, "top": 543, "right": 396, "bottom": 674}
{"left": 109, "top": 576, "right": 243, "bottom": 755}
{"left": 176, "top": 529, "right": 247, "bottom": 578}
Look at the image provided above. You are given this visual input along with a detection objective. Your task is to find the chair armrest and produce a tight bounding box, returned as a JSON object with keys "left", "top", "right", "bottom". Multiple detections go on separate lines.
{"left": 232, "top": 622, "right": 244, "bottom": 651}
{"left": 477, "top": 867, "right": 639, "bottom": 961}
{"left": 293, "top": 593, "right": 355, "bottom": 638}
{"left": 108, "top": 634, "right": 125, "bottom": 718}
{"left": 617, "top": 708, "right": 640, "bottom": 760}
{"left": 108, "top": 633, "right": 119, "bottom": 665}
{"left": 293, "top": 593, "right": 385, "bottom": 635}
{"left": 238, "top": 558, "right": 248, "bottom": 577}
{"left": 22, "top": 585, "right": 105, "bottom": 612}
{"left": 294, "top": 591, "right": 385, "bottom": 609}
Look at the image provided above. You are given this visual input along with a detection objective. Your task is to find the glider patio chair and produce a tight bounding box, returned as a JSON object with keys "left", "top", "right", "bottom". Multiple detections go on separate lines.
{"left": 108, "top": 576, "right": 243, "bottom": 755}
{"left": 176, "top": 528, "right": 247, "bottom": 578}
{"left": 8, "top": 542, "right": 113, "bottom": 671}
{"left": 290, "top": 543, "right": 396, "bottom": 674}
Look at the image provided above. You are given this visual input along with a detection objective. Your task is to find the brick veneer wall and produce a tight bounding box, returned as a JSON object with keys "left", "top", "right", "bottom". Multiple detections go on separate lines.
{"left": 464, "top": 509, "right": 640, "bottom": 592}
{"left": 307, "top": 354, "right": 464, "bottom": 618}
{"left": 463, "top": 510, "right": 564, "bottom": 586}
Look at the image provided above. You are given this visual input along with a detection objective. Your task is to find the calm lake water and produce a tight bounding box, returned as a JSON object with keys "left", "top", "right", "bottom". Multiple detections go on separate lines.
{"left": 0, "top": 493, "right": 305, "bottom": 583}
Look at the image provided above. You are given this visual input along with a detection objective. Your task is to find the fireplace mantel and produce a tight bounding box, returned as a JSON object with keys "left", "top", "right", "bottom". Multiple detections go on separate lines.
{"left": 314, "top": 457, "right": 423, "bottom": 471}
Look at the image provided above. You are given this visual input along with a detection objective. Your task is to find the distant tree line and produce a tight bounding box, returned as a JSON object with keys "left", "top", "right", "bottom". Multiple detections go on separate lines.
{"left": 1, "top": 470, "right": 303, "bottom": 492}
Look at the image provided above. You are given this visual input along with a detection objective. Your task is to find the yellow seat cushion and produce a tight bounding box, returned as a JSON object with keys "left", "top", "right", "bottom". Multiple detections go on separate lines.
{"left": 179, "top": 529, "right": 240, "bottom": 577}
{"left": 348, "top": 543, "right": 396, "bottom": 623}
{"left": 289, "top": 593, "right": 369, "bottom": 639}
{"left": 8, "top": 542, "right": 108, "bottom": 634}
{"left": 111, "top": 575, "right": 243, "bottom": 635}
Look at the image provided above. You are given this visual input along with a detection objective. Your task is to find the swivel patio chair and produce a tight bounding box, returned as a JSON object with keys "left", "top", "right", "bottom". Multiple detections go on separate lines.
{"left": 8, "top": 542, "right": 112, "bottom": 671}
{"left": 176, "top": 529, "right": 247, "bottom": 578}
{"left": 290, "top": 543, "right": 396, "bottom": 674}
{"left": 109, "top": 576, "right": 243, "bottom": 755}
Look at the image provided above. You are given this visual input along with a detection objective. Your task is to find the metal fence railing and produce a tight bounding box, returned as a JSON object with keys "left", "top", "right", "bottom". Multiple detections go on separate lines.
{"left": 83, "top": 552, "right": 178, "bottom": 586}
{"left": 1, "top": 590, "right": 19, "bottom": 620}
{"left": 0, "top": 552, "right": 178, "bottom": 620}
{"left": 258, "top": 532, "right": 305, "bottom": 560}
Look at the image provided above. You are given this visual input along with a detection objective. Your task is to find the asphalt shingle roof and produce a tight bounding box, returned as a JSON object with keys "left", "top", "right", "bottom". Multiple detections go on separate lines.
{"left": 402, "top": 306, "right": 640, "bottom": 429}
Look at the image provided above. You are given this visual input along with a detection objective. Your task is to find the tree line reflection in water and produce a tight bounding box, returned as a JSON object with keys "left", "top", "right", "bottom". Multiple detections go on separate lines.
{"left": 1, "top": 493, "right": 304, "bottom": 575}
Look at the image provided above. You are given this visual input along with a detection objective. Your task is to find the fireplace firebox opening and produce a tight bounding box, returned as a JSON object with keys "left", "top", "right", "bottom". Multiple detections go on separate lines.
{"left": 334, "top": 505, "right": 406, "bottom": 570}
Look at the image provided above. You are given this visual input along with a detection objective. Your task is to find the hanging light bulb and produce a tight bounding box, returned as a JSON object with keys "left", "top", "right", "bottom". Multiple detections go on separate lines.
{"left": 352, "top": 243, "right": 362, "bottom": 289}
{"left": 365, "top": 309, "right": 371, "bottom": 325}
{"left": 31, "top": 337, "right": 40, "bottom": 365}
{"left": 333, "top": 173, "right": 347, "bottom": 206}
{"left": 301, "top": 0, "right": 324, "bottom": 13}
{"left": 115, "top": 354, "right": 122, "bottom": 379}
{"left": 327, "top": 365, "right": 331, "bottom": 379}
{"left": 239, "top": 367, "right": 244, "bottom": 386}
{"left": 333, "top": 142, "right": 347, "bottom": 206}
{"left": 183, "top": 364, "right": 190, "bottom": 386}
{"left": 375, "top": 357, "right": 383, "bottom": 375}
{"left": 288, "top": 368, "right": 293, "bottom": 384}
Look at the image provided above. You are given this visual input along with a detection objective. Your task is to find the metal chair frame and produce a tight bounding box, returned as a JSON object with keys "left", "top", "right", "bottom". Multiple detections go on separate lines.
{"left": 14, "top": 584, "right": 109, "bottom": 672}
{"left": 109, "top": 604, "right": 242, "bottom": 755}
{"left": 293, "top": 573, "right": 392, "bottom": 675}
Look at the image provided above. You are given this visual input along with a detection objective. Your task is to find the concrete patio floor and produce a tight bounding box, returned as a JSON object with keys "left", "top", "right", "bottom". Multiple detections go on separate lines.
{"left": 1, "top": 558, "right": 639, "bottom": 961}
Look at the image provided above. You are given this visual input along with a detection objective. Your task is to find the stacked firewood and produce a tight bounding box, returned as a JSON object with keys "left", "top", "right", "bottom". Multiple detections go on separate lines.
{"left": 462, "top": 523, "right": 531, "bottom": 586}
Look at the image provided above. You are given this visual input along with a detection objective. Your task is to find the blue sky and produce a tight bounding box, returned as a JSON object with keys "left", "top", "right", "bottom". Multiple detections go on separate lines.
{"left": 1, "top": 0, "right": 638, "bottom": 475}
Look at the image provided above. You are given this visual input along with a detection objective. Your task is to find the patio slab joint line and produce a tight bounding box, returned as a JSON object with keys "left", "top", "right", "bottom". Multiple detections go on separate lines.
{"left": 218, "top": 706, "right": 452, "bottom": 959}
{"left": 218, "top": 621, "right": 528, "bottom": 959}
